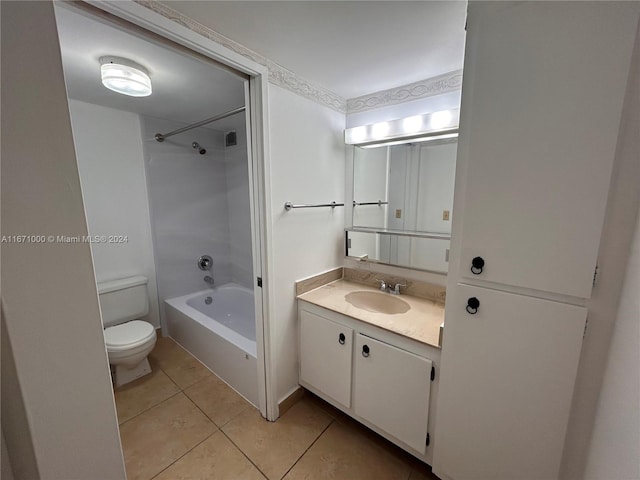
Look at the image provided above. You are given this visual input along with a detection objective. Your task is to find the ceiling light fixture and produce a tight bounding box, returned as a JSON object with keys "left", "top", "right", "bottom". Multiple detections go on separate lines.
{"left": 344, "top": 109, "right": 459, "bottom": 148}
{"left": 100, "top": 56, "right": 152, "bottom": 97}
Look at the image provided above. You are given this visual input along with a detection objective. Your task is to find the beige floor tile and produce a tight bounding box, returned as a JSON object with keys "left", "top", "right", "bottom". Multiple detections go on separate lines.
{"left": 149, "top": 337, "right": 194, "bottom": 370}
{"left": 162, "top": 355, "right": 213, "bottom": 390}
{"left": 283, "top": 420, "right": 412, "bottom": 480}
{"left": 222, "top": 398, "right": 332, "bottom": 480}
{"left": 115, "top": 369, "right": 180, "bottom": 424}
{"left": 185, "top": 375, "right": 253, "bottom": 427}
{"left": 154, "top": 430, "right": 266, "bottom": 480}
{"left": 150, "top": 337, "right": 213, "bottom": 389}
{"left": 303, "top": 392, "right": 353, "bottom": 424}
{"left": 120, "top": 393, "right": 217, "bottom": 480}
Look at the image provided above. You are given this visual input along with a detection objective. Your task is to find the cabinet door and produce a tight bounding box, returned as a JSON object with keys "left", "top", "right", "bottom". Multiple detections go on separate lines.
{"left": 434, "top": 284, "right": 586, "bottom": 480}
{"left": 300, "top": 310, "right": 353, "bottom": 408}
{"left": 354, "top": 334, "right": 432, "bottom": 454}
{"left": 456, "top": 2, "right": 637, "bottom": 298}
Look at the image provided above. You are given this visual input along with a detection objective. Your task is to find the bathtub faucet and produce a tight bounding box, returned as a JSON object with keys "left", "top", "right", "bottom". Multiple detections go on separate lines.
{"left": 204, "top": 275, "right": 214, "bottom": 286}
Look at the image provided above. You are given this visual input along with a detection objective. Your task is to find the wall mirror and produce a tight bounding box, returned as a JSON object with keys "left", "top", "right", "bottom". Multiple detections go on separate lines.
{"left": 352, "top": 139, "right": 457, "bottom": 232}
{"left": 346, "top": 228, "right": 451, "bottom": 274}
{"left": 345, "top": 110, "right": 458, "bottom": 273}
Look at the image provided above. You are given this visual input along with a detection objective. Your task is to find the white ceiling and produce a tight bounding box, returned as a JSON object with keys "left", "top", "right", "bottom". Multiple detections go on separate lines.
{"left": 162, "top": 1, "right": 468, "bottom": 99}
{"left": 53, "top": 1, "right": 466, "bottom": 128}
{"left": 54, "top": 4, "right": 247, "bottom": 131}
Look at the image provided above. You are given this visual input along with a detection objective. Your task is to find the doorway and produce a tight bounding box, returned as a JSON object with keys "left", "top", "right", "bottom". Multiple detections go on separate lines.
{"left": 54, "top": 1, "right": 273, "bottom": 419}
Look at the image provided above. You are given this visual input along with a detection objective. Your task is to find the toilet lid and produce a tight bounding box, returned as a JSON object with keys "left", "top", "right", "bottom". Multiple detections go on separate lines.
{"left": 104, "top": 320, "right": 155, "bottom": 349}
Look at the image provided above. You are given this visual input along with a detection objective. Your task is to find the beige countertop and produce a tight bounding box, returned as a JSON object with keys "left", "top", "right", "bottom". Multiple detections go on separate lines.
{"left": 297, "top": 279, "right": 444, "bottom": 348}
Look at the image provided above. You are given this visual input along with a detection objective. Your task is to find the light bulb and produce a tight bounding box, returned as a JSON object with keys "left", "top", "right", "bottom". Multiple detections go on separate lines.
{"left": 402, "top": 115, "right": 423, "bottom": 134}
{"left": 371, "top": 122, "right": 390, "bottom": 139}
{"left": 430, "top": 110, "right": 453, "bottom": 129}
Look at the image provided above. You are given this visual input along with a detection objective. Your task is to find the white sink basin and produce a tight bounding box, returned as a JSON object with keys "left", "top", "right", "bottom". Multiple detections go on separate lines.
{"left": 344, "top": 291, "right": 410, "bottom": 315}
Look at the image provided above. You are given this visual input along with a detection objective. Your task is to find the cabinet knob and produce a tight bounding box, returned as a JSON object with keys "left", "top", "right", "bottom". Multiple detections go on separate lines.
{"left": 466, "top": 297, "right": 480, "bottom": 314}
{"left": 338, "top": 333, "right": 346, "bottom": 345}
{"left": 471, "top": 256, "right": 485, "bottom": 274}
{"left": 362, "top": 344, "right": 370, "bottom": 357}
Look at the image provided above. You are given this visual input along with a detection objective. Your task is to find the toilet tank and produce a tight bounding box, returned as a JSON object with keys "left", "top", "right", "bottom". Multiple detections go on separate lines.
{"left": 98, "top": 275, "right": 149, "bottom": 327}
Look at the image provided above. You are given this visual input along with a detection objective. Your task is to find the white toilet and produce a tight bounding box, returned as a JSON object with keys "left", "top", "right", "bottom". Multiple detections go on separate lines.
{"left": 98, "top": 275, "right": 157, "bottom": 387}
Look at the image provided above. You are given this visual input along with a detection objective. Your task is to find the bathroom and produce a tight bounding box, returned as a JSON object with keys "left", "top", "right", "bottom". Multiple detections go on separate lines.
{"left": 53, "top": 3, "right": 264, "bottom": 406}
{"left": 2, "top": 2, "right": 640, "bottom": 480}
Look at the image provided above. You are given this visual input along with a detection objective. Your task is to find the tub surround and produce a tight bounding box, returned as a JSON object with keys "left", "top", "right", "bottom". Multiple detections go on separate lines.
{"left": 297, "top": 279, "right": 444, "bottom": 348}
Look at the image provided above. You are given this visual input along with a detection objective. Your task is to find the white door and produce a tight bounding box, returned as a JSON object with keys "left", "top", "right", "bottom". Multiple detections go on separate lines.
{"left": 456, "top": 2, "right": 636, "bottom": 298}
{"left": 299, "top": 310, "right": 353, "bottom": 408}
{"left": 354, "top": 334, "right": 432, "bottom": 454}
{"left": 434, "top": 284, "right": 586, "bottom": 480}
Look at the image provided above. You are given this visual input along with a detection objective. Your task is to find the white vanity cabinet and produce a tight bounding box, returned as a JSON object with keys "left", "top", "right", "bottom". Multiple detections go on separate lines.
{"left": 354, "top": 334, "right": 432, "bottom": 454}
{"left": 298, "top": 301, "right": 438, "bottom": 461}
{"left": 299, "top": 309, "right": 353, "bottom": 409}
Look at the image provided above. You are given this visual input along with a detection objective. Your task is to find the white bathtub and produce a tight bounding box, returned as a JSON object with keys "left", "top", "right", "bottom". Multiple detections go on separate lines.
{"left": 165, "top": 283, "right": 258, "bottom": 405}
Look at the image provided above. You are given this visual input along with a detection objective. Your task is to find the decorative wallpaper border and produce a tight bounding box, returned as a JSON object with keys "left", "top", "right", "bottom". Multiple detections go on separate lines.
{"left": 134, "top": 0, "right": 347, "bottom": 112}
{"left": 134, "top": 1, "right": 461, "bottom": 115}
{"left": 346, "top": 70, "right": 463, "bottom": 114}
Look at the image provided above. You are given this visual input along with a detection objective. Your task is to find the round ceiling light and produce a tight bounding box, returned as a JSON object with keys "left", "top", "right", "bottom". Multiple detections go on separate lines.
{"left": 100, "top": 56, "right": 152, "bottom": 97}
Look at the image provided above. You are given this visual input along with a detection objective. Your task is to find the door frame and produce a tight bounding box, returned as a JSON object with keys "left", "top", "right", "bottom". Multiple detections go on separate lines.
{"left": 85, "top": 0, "right": 278, "bottom": 421}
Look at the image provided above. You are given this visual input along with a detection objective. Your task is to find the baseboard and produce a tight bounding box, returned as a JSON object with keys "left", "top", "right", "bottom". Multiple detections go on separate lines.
{"left": 278, "top": 386, "right": 305, "bottom": 416}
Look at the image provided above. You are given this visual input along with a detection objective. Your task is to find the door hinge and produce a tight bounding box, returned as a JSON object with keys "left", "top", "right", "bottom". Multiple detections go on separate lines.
{"left": 431, "top": 366, "right": 435, "bottom": 382}
{"left": 426, "top": 433, "right": 430, "bottom": 446}
{"left": 593, "top": 265, "right": 599, "bottom": 287}
{"left": 257, "top": 276, "right": 262, "bottom": 288}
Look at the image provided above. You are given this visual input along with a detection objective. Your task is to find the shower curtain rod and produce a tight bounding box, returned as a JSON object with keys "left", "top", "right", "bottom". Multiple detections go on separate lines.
{"left": 154, "top": 105, "right": 246, "bottom": 142}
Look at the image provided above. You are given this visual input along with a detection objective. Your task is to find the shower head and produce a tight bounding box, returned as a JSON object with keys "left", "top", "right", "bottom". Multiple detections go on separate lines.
{"left": 192, "top": 141, "right": 206, "bottom": 155}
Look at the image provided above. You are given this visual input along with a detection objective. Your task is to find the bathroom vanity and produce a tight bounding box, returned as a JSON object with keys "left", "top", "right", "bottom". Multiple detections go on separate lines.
{"left": 297, "top": 279, "right": 443, "bottom": 464}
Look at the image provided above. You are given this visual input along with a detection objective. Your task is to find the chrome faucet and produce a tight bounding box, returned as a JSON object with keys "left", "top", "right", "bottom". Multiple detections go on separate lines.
{"left": 375, "top": 279, "right": 406, "bottom": 295}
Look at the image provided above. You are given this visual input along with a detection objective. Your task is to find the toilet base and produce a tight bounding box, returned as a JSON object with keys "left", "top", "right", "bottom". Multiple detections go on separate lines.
{"left": 114, "top": 357, "right": 152, "bottom": 387}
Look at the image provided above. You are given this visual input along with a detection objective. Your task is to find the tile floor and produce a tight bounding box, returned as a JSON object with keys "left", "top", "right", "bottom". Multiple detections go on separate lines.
{"left": 114, "top": 336, "right": 440, "bottom": 480}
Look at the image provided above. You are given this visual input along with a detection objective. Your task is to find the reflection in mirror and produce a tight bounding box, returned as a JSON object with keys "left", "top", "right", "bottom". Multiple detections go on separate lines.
{"left": 352, "top": 138, "right": 457, "bottom": 234}
{"left": 346, "top": 229, "right": 450, "bottom": 274}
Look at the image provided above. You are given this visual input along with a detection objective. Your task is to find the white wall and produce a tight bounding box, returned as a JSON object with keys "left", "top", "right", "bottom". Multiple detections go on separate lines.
{"left": 142, "top": 117, "right": 232, "bottom": 312}
{"left": 560, "top": 12, "right": 640, "bottom": 478}
{"left": 1, "top": 2, "right": 125, "bottom": 477}
{"left": 1, "top": 429, "right": 15, "bottom": 480}
{"left": 575, "top": 16, "right": 640, "bottom": 480}
{"left": 69, "top": 100, "right": 160, "bottom": 328}
{"left": 268, "top": 85, "right": 346, "bottom": 402}
{"left": 584, "top": 209, "right": 640, "bottom": 479}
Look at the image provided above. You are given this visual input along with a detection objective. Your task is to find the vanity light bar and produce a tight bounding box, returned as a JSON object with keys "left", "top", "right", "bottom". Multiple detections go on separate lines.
{"left": 344, "top": 109, "right": 460, "bottom": 148}
{"left": 358, "top": 132, "right": 458, "bottom": 149}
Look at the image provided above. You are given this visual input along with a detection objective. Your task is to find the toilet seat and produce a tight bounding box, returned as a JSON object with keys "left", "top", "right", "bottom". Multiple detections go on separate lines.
{"left": 104, "top": 320, "right": 155, "bottom": 352}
